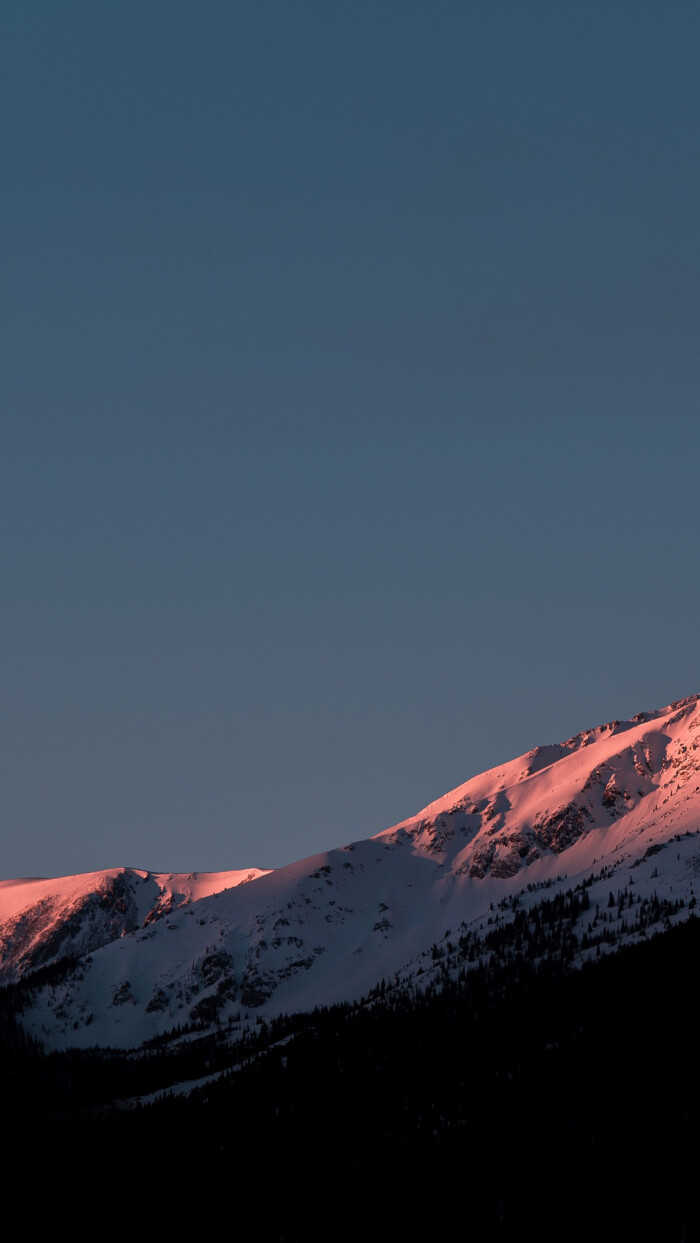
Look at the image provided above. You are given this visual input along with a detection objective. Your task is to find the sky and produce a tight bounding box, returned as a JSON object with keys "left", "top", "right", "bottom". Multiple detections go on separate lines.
{"left": 2, "top": 1, "right": 700, "bottom": 879}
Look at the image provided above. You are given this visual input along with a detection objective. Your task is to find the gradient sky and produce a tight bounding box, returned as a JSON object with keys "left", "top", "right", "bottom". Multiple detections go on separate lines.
{"left": 2, "top": 1, "right": 700, "bottom": 879}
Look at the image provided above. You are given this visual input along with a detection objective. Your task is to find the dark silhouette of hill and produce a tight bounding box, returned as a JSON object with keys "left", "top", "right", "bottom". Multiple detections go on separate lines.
{"left": 2, "top": 914, "right": 698, "bottom": 1240}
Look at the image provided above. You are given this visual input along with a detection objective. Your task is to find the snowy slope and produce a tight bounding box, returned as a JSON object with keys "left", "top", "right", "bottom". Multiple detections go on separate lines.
{"left": 4, "top": 695, "right": 700, "bottom": 1050}
{"left": 0, "top": 867, "right": 269, "bottom": 982}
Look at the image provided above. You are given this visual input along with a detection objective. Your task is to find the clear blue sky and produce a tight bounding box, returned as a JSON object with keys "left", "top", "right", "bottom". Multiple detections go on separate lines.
{"left": 2, "top": 1, "right": 699, "bottom": 878}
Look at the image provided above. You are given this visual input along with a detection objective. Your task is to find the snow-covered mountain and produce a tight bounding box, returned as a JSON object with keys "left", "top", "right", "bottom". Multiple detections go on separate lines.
{"left": 3, "top": 694, "right": 700, "bottom": 1050}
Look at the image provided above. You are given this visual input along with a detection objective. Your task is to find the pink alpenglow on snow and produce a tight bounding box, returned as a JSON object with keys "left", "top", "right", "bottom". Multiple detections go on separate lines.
{"left": 3, "top": 695, "right": 700, "bottom": 1052}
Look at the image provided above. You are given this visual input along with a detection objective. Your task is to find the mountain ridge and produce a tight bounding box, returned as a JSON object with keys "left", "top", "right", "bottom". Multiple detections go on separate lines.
{"left": 3, "top": 693, "right": 700, "bottom": 1050}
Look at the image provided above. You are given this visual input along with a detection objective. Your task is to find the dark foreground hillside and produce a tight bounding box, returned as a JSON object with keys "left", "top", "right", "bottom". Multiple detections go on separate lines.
{"left": 2, "top": 918, "right": 699, "bottom": 1240}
